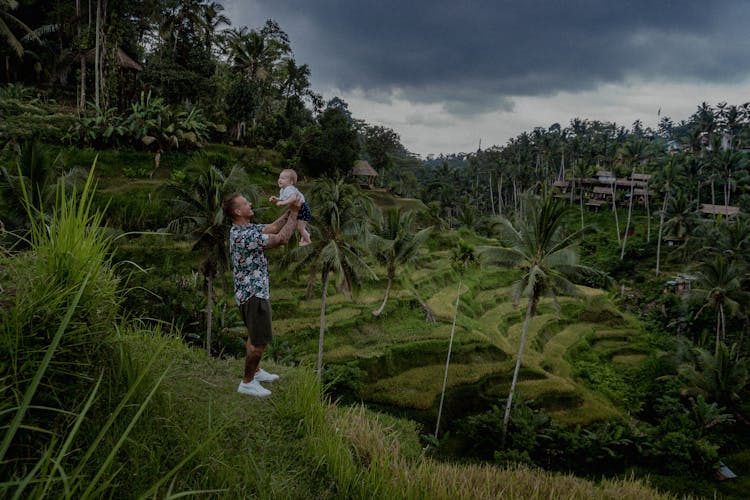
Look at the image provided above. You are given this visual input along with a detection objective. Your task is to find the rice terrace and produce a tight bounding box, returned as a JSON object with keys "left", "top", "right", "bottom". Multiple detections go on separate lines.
{"left": 2, "top": 1, "right": 750, "bottom": 499}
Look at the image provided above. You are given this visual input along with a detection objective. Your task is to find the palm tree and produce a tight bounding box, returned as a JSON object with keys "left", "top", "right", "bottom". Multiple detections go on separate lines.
{"left": 1, "top": 0, "right": 40, "bottom": 72}
{"left": 285, "top": 177, "right": 375, "bottom": 381}
{"left": 226, "top": 28, "right": 288, "bottom": 83}
{"left": 711, "top": 148, "right": 747, "bottom": 209}
{"left": 654, "top": 155, "right": 685, "bottom": 276}
{"left": 0, "top": 141, "right": 84, "bottom": 231}
{"left": 571, "top": 160, "right": 591, "bottom": 231}
{"left": 676, "top": 341, "right": 749, "bottom": 412}
{"left": 661, "top": 190, "right": 699, "bottom": 259}
{"left": 692, "top": 255, "right": 747, "bottom": 356}
{"left": 370, "top": 208, "right": 431, "bottom": 316}
{"left": 710, "top": 215, "right": 750, "bottom": 259}
{"left": 618, "top": 139, "right": 650, "bottom": 259}
{"left": 161, "top": 162, "right": 258, "bottom": 355}
{"left": 481, "top": 191, "right": 598, "bottom": 444}
{"left": 435, "top": 239, "right": 476, "bottom": 439}
{"left": 200, "top": 1, "right": 230, "bottom": 54}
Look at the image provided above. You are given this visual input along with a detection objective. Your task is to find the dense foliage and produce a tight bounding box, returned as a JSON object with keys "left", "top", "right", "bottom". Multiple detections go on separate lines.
{"left": 1, "top": 1, "right": 750, "bottom": 498}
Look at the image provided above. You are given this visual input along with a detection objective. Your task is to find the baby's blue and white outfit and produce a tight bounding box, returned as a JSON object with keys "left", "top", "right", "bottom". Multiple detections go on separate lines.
{"left": 279, "top": 185, "right": 311, "bottom": 221}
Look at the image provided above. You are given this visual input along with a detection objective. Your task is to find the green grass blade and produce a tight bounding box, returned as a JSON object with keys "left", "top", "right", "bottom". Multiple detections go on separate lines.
{"left": 0, "top": 273, "right": 91, "bottom": 463}
{"left": 137, "top": 423, "right": 229, "bottom": 500}
{"left": 68, "top": 345, "right": 166, "bottom": 494}
{"left": 81, "top": 364, "right": 170, "bottom": 499}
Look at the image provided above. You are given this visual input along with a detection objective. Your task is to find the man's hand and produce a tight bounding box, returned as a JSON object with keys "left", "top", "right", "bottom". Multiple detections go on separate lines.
{"left": 292, "top": 193, "right": 302, "bottom": 209}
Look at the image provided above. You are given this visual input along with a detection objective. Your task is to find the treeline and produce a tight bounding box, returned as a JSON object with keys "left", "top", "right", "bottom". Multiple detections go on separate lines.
{"left": 0, "top": 0, "right": 410, "bottom": 179}
{"left": 415, "top": 104, "right": 750, "bottom": 225}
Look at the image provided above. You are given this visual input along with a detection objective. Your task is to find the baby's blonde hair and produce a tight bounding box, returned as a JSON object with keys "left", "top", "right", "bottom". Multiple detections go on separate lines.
{"left": 281, "top": 168, "right": 298, "bottom": 184}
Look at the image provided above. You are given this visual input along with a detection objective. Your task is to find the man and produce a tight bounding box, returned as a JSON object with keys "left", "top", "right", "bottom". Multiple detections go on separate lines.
{"left": 222, "top": 192, "right": 300, "bottom": 397}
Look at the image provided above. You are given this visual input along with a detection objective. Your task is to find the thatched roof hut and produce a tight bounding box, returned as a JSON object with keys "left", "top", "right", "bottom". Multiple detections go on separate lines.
{"left": 85, "top": 47, "right": 142, "bottom": 71}
{"left": 351, "top": 160, "right": 378, "bottom": 187}
{"left": 700, "top": 204, "right": 740, "bottom": 218}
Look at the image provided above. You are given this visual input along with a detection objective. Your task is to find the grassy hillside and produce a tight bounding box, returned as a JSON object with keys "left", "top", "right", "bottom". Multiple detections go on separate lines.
{"left": 269, "top": 238, "right": 644, "bottom": 428}
{"left": 3, "top": 144, "right": 745, "bottom": 498}
{"left": 86, "top": 329, "right": 677, "bottom": 498}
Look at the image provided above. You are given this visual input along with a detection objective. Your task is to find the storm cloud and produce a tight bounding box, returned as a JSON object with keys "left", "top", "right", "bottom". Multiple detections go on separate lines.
{"left": 220, "top": 0, "right": 750, "bottom": 153}
{"left": 223, "top": 1, "right": 748, "bottom": 112}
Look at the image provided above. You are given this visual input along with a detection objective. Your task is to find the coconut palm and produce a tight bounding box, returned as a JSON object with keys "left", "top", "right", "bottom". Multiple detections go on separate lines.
{"left": 160, "top": 162, "right": 258, "bottom": 355}
{"left": 710, "top": 148, "right": 747, "bottom": 209}
{"left": 618, "top": 139, "right": 651, "bottom": 259}
{"left": 284, "top": 177, "right": 375, "bottom": 381}
{"left": 654, "top": 155, "right": 685, "bottom": 276}
{"left": 435, "top": 239, "right": 477, "bottom": 439}
{"left": 481, "top": 191, "right": 598, "bottom": 444}
{"left": 370, "top": 208, "right": 431, "bottom": 316}
{"left": 661, "top": 190, "right": 700, "bottom": 259}
{"left": 676, "top": 342, "right": 749, "bottom": 412}
{"left": 691, "top": 255, "right": 747, "bottom": 356}
{"left": 709, "top": 215, "right": 750, "bottom": 259}
{"left": 1, "top": 0, "right": 38, "bottom": 59}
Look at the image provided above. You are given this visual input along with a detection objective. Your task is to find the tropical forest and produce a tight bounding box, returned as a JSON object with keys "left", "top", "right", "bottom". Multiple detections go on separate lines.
{"left": 1, "top": 1, "right": 749, "bottom": 499}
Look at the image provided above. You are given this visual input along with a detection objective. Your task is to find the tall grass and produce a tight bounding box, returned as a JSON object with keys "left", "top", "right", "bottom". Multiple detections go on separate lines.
{"left": 0, "top": 160, "right": 210, "bottom": 497}
{"left": 274, "top": 370, "right": 677, "bottom": 499}
{"left": 4, "top": 157, "right": 120, "bottom": 403}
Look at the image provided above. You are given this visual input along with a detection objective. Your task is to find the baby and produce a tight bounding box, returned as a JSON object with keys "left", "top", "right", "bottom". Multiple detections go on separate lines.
{"left": 269, "top": 168, "right": 312, "bottom": 246}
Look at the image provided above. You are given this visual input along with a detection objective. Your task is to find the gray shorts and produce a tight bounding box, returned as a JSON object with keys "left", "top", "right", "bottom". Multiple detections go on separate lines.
{"left": 239, "top": 296, "right": 273, "bottom": 346}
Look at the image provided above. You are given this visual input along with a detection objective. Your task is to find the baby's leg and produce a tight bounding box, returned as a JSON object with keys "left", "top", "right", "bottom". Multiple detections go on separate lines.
{"left": 298, "top": 220, "right": 311, "bottom": 246}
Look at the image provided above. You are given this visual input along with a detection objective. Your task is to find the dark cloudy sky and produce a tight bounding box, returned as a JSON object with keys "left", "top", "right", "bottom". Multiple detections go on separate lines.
{"left": 221, "top": 0, "right": 750, "bottom": 155}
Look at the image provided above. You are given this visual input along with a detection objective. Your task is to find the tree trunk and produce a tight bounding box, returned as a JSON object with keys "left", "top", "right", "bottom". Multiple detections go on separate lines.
{"left": 435, "top": 277, "right": 463, "bottom": 439}
{"left": 611, "top": 183, "right": 621, "bottom": 244}
{"left": 645, "top": 187, "right": 651, "bottom": 242}
{"left": 205, "top": 275, "right": 213, "bottom": 356}
{"left": 716, "top": 303, "right": 725, "bottom": 357}
{"left": 620, "top": 179, "right": 635, "bottom": 259}
{"left": 94, "top": 0, "right": 100, "bottom": 108}
{"left": 579, "top": 180, "right": 585, "bottom": 231}
{"left": 489, "top": 172, "right": 495, "bottom": 216}
{"left": 373, "top": 272, "right": 394, "bottom": 316}
{"left": 696, "top": 181, "right": 701, "bottom": 207}
{"left": 502, "top": 295, "right": 536, "bottom": 446}
{"left": 497, "top": 175, "right": 503, "bottom": 215}
{"left": 79, "top": 55, "right": 86, "bottom": 111}
{"left": 725, "top": 179, "right": 730, "bottom": 208}
{"left": 305, "top": 265, "right": 317, "bottom": 300}
{"left": 655, "top": 190, "right": 669, "bottom": 276}
{"left": 317, "top": 269, "right": 330, "bottom": 382}
{"left": 711, "top": 180, "right": 716, "bottom": 207}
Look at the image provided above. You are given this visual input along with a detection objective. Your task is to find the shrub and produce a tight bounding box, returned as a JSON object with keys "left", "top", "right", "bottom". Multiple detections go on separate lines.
{"left": 322, "top": 362, "right": 368, "bottom": 404}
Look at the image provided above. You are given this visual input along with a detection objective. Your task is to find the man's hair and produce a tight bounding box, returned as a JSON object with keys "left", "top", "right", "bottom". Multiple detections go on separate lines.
{"left": 222, "top": 192, "right": 242, "bottom": 221}
{"left": 281, "top": 168, "right": 298, "bottom": 184}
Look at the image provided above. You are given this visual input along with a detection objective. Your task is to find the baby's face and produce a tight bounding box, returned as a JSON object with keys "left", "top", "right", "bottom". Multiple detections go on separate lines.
{"left": 278, "top": 173, "right": 293, "bottom": 189}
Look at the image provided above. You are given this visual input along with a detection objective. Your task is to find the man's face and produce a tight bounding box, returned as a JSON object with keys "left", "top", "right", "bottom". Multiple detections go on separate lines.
{"left": 235, "top": 196, "right": 254, "bottom": 219}
{"left": 278, "top": 172, "right": 292, "bottom": 189}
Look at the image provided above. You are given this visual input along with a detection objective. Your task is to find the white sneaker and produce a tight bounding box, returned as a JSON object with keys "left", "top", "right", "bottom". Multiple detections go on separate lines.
{"left": 255, "top": 368, "right": 279, "bottom": 382}
{"left": 237, "top": 379, "right": 271, "bottom": 397}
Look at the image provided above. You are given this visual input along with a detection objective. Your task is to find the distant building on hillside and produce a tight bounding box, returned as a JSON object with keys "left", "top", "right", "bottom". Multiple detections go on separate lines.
{"left": 700, "top": 204, "right": 741, "bottom": 219}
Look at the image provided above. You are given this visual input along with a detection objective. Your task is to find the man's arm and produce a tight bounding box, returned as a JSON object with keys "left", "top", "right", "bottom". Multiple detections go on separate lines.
{"left": 265, "top": 208, "right": 299, "bottom": 249}
{"left": 263, "top": 210, "right": 290, "bottom": 235}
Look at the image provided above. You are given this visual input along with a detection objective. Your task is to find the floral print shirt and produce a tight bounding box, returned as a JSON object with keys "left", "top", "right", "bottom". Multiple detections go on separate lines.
{"left": 229, "top": 223, "right": 270, "bottom": 304}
